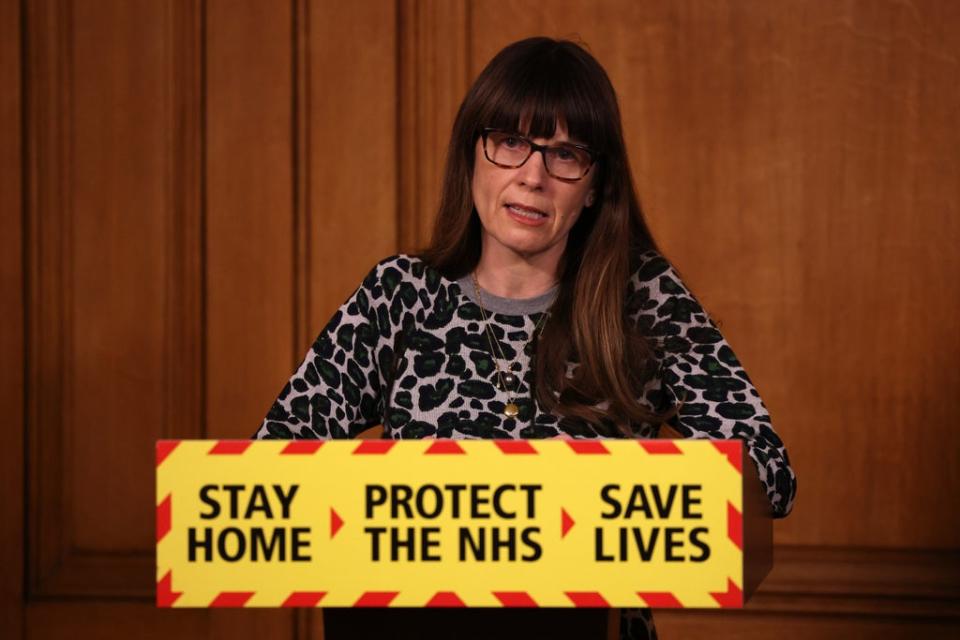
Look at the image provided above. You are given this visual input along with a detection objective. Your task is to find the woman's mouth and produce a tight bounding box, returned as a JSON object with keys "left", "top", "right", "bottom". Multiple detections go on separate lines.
{"left": 505, "top": 203, "right": 549, "bottom": 225}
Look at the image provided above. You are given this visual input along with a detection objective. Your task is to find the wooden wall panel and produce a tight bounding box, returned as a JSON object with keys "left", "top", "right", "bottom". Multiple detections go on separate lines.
{"left": 397, "top": 0, "right": 470, "bottom": 253}
{"left": 306, "top": 1, "right": 399, "bottom": 338}
{"left": 206, "top": 0, "right": 295, "bottom": 437}
{"left": 25, "top": 0, "right": 187, "bottom": 597}
{"left": 0, "top": 0, "right": 24, "bottom": 636}
{"left": 462, "top": 0, "right": 960, "bottom": 632}
{"left": 299, "top": 2, "right": 404, "bottom": 633}
{"left": 10, "top": 1, "right": 959, "bottom": 638}
{"left": 26, "top": 602, "right": 293, "bottom": 640}
{"left": 25, "top": 0, "right": 73, "bottom": 597}
{"left": 468, "top": 0, "right": 960, "bottom": 549}
{"left": 746, "top": 545, "right": 959, "bottom": 620}
{"left": 68, "top": 0, "right": 173, "bottom": 554}
{"left": 22, "top": 0, "right": 301, "bottom": 634}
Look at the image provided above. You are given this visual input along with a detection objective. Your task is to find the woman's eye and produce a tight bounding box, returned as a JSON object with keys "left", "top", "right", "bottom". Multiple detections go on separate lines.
{"left": 503, "top": 136, "right": 522, "bottom": 148}
{"left": 555, "top": 148, "right": 576, "bottom": 161}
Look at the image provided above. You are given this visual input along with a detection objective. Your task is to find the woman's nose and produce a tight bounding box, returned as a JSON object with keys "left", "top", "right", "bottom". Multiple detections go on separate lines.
{"left": 517, "top": 149, "right": 549, "bottom": 188}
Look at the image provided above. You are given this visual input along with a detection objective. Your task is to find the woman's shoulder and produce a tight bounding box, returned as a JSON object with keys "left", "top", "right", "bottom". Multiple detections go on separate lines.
{"left": 368, "top": 253, "right": 440, "bottom": 275}
{"left": 365, "top": 253, "right": 448, "bottom": 282}
{"left": 627, "top": 248, "right": 684, "bottom": 295}
{"left": 359, "top": 253, "right": 452, "bottom": 301}
{"left": 627, "top": 249, "right": 716, "bottom": 348}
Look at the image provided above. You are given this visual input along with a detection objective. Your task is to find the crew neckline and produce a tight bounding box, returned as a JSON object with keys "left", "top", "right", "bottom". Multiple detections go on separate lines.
{"left": 456, "top": 274, "right": 558, "bottom": 316}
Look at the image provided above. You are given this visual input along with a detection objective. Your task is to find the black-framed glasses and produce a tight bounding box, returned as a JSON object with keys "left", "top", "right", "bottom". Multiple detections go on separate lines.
{"left": 481, "top": 128, "right": 597, "bottom": 181}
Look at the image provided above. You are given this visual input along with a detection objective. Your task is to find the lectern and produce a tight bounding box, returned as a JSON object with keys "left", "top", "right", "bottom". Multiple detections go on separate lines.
{"left": 322, "top": 440, "right": 774, "bottom": 640}
{"left": 156, "top": 438, "right": 774, "bottom": 640}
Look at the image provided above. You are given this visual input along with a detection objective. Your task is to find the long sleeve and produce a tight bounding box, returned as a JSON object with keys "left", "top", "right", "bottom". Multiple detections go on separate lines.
{"left": 629, "top": 251, "right": 797, "bottom": 518}
{"left": 254, "top": 260, "right": 396, "bottom": 440}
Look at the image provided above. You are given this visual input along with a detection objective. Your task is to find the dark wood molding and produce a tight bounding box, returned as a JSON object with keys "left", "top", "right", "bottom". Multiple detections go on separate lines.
{"left": 0, "top": 0, "right": 24, "bottom": 635}
{"left": 656, "top": 546, "right": 960, "bottom": 637}
{"left": 166, "top": 0, "right": 206, "bottom": 441}
{"left": 22, "top": 552, "right": 153, "bottom": 600}
{"left": 25, "top": 0, "right": 74, "bottom": 598}
{"left": 292, "top": 0, "right": 311, "bottom": 360}
{"left": 292, "top": 2, "right": 312, "bottom": 637}
{"left": 21, "top": 543, "right": 959, "bottom": 620}
{"left": 746, "top": 545, "right": 960, "bottom": 618}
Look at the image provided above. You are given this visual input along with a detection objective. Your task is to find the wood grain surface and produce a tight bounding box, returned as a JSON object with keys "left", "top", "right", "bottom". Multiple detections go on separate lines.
{"left": 5, "top": 1, "right": 958, "bottom": 638}
{"left": 467, "top": 0, "right": 960, "bottom": 552}
{"left": 0, "top": 0, "right": 23, "bottom": 637}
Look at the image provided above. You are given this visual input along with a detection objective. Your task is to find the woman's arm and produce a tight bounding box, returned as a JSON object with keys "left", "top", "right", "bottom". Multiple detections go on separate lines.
{"left": 629, "top": 251, "right": 797, "bottom": 518}
{"left": 254, "top": 259, "right": 399, "bottom": 440}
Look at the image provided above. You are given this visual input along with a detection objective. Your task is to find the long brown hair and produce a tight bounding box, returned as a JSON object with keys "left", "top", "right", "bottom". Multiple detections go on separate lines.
{"left": 420, "top": 37, "right": 668, "bottom": 434}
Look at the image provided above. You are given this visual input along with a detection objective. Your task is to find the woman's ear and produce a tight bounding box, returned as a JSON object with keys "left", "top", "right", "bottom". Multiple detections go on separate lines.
{"left": 585, "top": 190, "right": 596, "bottom": 208}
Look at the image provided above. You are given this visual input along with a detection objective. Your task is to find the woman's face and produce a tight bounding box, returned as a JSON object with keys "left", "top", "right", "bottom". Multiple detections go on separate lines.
{"left": 471, "top": 121, "right": 596, "bottom": 266}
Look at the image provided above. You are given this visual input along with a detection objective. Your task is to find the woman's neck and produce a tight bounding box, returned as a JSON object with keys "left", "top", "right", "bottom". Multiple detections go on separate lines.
{"left": 474, "top": 242, "right": 563, "bottom": 299}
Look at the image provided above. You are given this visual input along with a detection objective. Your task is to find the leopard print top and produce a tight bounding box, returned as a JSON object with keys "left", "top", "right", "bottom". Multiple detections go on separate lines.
{"left": 255, "top": 250, "right": 797, "bottom": 640}
{"left": 255, "top": 250, "right": 795, "bottom": 513}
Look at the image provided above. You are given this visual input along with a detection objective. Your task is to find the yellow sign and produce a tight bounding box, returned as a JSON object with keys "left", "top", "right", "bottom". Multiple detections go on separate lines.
{"left": 156, "top": 439, "right": 747, "bottom": 608}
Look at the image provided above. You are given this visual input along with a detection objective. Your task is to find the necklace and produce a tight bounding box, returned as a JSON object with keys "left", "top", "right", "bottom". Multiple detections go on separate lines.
{"left": 471, "top": 272, "right": 551, "bottom": 418}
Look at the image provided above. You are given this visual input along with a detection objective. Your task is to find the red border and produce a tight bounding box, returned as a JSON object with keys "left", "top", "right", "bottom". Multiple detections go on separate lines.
{"left": 425, "top": 441, "right": 466, "bottom": 454}
{"left": 494, "top": 441, "right": 538, "bottom": 454}
{"left": 425, "top": 591, "right": 466, "bottom": 607}
{"left": 281, "top": 441, "right": 324, "bottom": 454}
{"left": 493, "top": 591, "right": 538, "bottom": 607}
{"left": 639, "top": 440, "right": 683, "bottom": 454}
{"left": 282, "top": 592, "right": 327, "bottom": 607}
{"left": 353, "top": 440, "right": 396, "bottom": 454}
{"left": 710, "top": 578, "right": 743, "bottom": 608}
{"left": 727, "top": 501, "right": 743, "bottom": 550}
{"left": 565, "top": 592, "right": 610, "bottom": 607}
{"left": 637, "top": 592, "right": 683, "bottom": 608}
{"left": 156, "top": 494, "right": 171, "bottom": 543}
{"left": 156, "top": 440, "right": 180, "bottom": 466}
{"left": 354, "top": 591, "right": 399, "bottom": 606}
{"left": 210, "top": 591, "right": 255, "bottom": 607}
{"left": 208, "top": 441, "right": 252, "bottom": 455}
{"left": 156, "top": 570, "right": 182, "bottom": 607}
{"left": 565, "top": 441, "right": 609, "bottom": 454}
{"left": 711, "top": 440, "right": 742, "bottom": 473}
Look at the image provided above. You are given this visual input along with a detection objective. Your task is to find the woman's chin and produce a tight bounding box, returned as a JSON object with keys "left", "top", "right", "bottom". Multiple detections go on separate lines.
{"left": 503, "top": 239, "right": 562, "bottom": 261}
{"left": 483, "top": 227, "right": 566, "bottom": 261}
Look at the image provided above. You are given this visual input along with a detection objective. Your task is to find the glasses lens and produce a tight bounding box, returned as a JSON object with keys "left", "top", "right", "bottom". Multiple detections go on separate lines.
{"left": 485, "top": 131, "right": 531, "bottom": 167}
{"left": 545, "top": 145, "right": 592, "bottom": 180}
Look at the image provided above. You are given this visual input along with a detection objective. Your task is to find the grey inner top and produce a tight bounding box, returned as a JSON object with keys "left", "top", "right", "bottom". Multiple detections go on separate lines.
{"left": 456, "top": 274, "right": 557, "bottom": 316}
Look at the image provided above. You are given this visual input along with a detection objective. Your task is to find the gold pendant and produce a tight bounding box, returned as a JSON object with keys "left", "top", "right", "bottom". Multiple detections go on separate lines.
{"left": 504, "top": 402, "right": 519, "bottom": 417}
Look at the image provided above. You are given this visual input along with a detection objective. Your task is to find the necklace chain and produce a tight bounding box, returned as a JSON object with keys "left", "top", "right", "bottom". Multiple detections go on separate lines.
{"left": 471, "top": 272, "right": 551, "bottom": 418}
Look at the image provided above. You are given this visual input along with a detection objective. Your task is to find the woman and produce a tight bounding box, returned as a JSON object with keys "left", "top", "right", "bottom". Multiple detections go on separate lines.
{"left": 256, "top": 37, "right": 796, "bottom": 640}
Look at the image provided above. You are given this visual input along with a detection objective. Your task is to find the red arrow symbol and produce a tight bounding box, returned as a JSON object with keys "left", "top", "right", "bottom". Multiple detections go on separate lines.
{"left": 561, "top": 508, "right": 575, "bottom": 538}
{"left": 331, "top": 507, "right": 344, "bottom": 538}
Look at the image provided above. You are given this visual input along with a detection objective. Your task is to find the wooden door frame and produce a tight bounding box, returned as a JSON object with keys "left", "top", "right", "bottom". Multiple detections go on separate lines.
{"left": 1, "top": 1, "right": 25, "bottom": 638}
